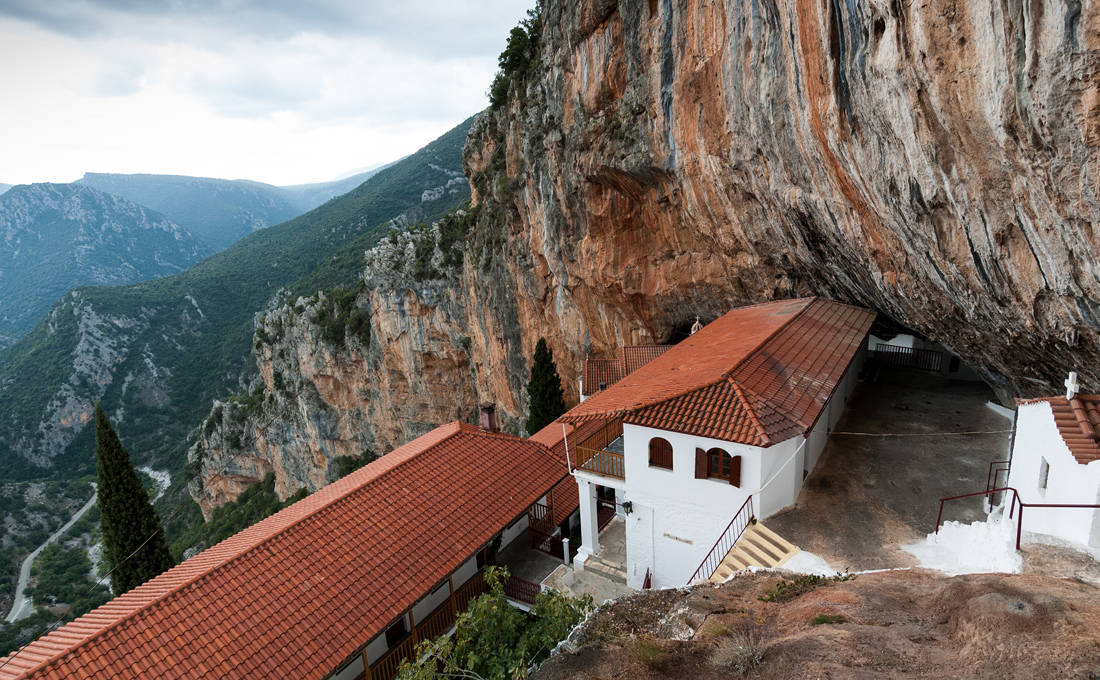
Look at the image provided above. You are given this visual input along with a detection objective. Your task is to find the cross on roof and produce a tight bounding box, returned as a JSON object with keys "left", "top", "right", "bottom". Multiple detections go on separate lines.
{"left": 1066, "top": 371, "right": 1080, "bottom": 400}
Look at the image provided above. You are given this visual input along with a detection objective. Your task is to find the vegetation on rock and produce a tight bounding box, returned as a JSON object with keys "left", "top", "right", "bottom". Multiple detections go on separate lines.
{"left": 168, "top": 473, "right": 306, "bottom": 558}
{"left": 94, "top": 405, "right": 175, "bottom": 594}
{"left": 489, "top": 7, "right": 542, "bottom": 109}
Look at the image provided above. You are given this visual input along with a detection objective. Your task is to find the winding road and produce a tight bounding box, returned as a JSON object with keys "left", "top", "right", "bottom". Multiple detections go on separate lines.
{"left": 4, "top": 488, "right": 97, "bottom": 623}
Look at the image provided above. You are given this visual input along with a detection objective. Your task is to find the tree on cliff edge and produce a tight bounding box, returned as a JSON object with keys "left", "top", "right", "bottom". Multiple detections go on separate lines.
{"left": 94, "top": 405, "right": 175, "bottom": 594}
{"left": 525, "top": 338, "right": 567, "bottom": 435}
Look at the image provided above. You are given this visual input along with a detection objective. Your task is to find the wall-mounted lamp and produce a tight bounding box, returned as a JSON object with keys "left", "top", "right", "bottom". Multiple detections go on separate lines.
{"left": 622, "top": 501, "right": 633, "bottom": 515}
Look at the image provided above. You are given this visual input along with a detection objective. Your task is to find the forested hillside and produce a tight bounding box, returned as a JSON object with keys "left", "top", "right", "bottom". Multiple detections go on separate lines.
{"left": 0, "top": 116, "right": 473, "bottom": 483}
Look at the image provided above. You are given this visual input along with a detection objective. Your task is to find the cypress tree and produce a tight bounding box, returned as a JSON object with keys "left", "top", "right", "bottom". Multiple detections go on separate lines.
{"left": 94, "top": 405, "right": 175, "bottom": 594}
{"left": 525, "top": 337, "right": 567, "bottom": 435}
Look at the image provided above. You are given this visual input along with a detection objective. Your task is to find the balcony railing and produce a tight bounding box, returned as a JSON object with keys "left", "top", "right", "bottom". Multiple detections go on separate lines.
{"left": 573, "top": 446, "right": 625, "bottom": 479}
{"left": 368, "top": 632, "right": 417, "bottom": 680}
{"left": 502, "top": 575, "right": 542, "bottom": 605}
{"left": 572, "top": 419, "right": 625, "bottom": 479}
{"left": 365, "top": 571, "right": 486, "bottom": 680}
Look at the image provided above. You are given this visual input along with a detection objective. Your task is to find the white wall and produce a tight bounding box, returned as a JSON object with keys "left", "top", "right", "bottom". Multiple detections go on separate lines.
{"left": 411, "top": 580, "right": 452, "bottom": 625}
{"left": 620, "top": 423, "right": 762, "bottom": 588}
{"left": 617, "top": 350, "right": 864, "bottom": 586}
{"left": 500, "top": 514, "right": 530, "bottom": 548}
{"left": 1008, "top": 401, "right": 1100, "bottom": 547}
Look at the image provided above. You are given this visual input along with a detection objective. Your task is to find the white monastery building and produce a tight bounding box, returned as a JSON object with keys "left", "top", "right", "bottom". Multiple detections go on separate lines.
{"left": 561, "top": 297, "right": 875, "bottom": 588}
{"left": 1009, "top": 372, "right": 1100, "bottom": 548}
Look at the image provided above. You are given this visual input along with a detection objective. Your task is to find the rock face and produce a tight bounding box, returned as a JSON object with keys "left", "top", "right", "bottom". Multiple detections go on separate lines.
{"left": 189, "top": 225, "right": 482, "bottom": 517}
{"left": 465, "top": 0, "right": 1100, "bottom": 403}
{"left": 193, "top": 0, "right": 1100, "bottom": 508}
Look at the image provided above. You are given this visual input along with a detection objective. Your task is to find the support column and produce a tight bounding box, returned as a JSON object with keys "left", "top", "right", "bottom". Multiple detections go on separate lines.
{"left": 575, "top": 478, "right": 600, "bottom": 568}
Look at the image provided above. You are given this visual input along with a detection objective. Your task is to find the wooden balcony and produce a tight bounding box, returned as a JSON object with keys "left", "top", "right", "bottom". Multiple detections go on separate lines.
{"left": 364, "top": 571, "right": 487, "bottom": 680}
{"left": 572, "top": 419, "right": 625, "bottom": 480}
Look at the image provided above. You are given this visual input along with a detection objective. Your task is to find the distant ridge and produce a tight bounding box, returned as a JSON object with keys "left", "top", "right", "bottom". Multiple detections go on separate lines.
{"left": 0, "top": 115, "right": 475, "bottom": 480}
{"left": 0, "top": 183, "right": 209, "bottom": 348}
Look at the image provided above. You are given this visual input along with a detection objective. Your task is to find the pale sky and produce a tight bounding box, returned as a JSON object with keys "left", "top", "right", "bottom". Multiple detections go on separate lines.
{"left": 0, "top": 1, "right": 533, "bottom": 186}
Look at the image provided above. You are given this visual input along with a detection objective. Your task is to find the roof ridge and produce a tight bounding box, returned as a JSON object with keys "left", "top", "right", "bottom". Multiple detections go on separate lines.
{"left": 729, "top": 380, "right": 771, "bottom": 445}
{"left": 9, "top": 420, "right": 506, "bottom": 679}
{"left": 723, "top": 297, "right": 820, "bottom": 381}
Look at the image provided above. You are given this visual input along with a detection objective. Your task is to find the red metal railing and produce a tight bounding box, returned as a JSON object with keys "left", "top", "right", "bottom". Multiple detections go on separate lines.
{"left": 503, "top": 575, "right": 542, "bottom": 605}
{"left": 530, "top": 527, "right": 565, "bottom": 560}
{"left": 984, "top": 460, "right": 1011, "bottom": 510}
{"left": 686, "top": 496, "right": 755, "bottom": 584}
{"left": 935, "top": 486, "right": 1100, "bottom": 550}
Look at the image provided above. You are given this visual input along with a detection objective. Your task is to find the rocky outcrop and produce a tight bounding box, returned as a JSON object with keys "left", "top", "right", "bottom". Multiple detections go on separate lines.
{"left": 189, "top": 224, "right": 482, "bottom": 517}
{"left": 534, "top": 569, "right": 1100, "bottom": 678}
{"left": 193, "top": 0, "right": 1100, "bottom": 509}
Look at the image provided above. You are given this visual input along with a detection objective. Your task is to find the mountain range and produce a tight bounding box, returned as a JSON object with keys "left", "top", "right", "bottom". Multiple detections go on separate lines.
{"left": 77, "top": 169, "right": 384, "bottom": 252}
{"left": 0, "top": 184, "right": 210, "bottom": 347}
{"left": 0, "top": 116, "right": 473, "bottom": 482}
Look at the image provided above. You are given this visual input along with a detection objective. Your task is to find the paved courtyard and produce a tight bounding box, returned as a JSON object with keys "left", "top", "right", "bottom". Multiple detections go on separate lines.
{"left": 766, "top": 367, "right": 1013, "bottom": 571}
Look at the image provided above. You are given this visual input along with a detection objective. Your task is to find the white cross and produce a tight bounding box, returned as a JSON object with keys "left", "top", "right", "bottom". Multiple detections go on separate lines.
{"left": 1066, "top": 371, "right": 1080, "bottom": 400}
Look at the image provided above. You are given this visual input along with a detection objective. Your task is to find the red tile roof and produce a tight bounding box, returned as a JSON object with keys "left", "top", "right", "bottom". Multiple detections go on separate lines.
{"left": 0, "top": 422, "right": 567, "bottom": 680}
{"left": 1018, "top": 395, "right": 1100, "bottom": 464}
{"left": 563, "top": 298, "right": 875, "bottom": 446}
{"left": 581, "top": 346, "right": 673, "bottom": 396}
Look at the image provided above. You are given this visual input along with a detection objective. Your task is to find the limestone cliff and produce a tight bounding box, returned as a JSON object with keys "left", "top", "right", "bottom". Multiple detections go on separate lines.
{"left": 193, "top": 0, "right": 1100, "bottom": 510}
{"left": 188, "top": 223, "right": 483, "bottom": 517}
{"left": 464, "top": 0, "right": 1100, "bottom": 403}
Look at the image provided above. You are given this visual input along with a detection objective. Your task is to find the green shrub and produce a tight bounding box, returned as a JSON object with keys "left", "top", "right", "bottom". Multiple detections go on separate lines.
{"left": 810, "top": 613, "right": 846, "bottom": 625}
{"left": 759, "top": 572, "right": 854, "bottom": 603}
{"left": 488, "top": 8, "right": 542, "bottom": 109}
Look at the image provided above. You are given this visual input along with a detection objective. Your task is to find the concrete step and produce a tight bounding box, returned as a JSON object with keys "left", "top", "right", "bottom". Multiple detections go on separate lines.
{"left": 585, "top": 555, "right": 628, "bottom": 584}
{"left": 708, "top": 522, "right": 800, "bottom": 583}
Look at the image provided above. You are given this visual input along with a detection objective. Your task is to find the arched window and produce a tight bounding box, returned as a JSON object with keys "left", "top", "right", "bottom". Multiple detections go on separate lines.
{"left": 695, "top": 447, "right": 741, "bottom": 486}
{"left": 648, "top": 437, "right": 673, "bottom": 470}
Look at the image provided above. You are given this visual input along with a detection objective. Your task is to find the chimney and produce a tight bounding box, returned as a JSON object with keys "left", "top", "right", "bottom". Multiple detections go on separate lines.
{"left": 479, "top": 403, "right": 499, "bottom": 432}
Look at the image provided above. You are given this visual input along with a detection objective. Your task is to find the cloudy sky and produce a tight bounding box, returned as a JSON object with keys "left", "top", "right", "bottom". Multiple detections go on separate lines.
{"left": 0, "top": 1, "right": 532, "bottom": 186}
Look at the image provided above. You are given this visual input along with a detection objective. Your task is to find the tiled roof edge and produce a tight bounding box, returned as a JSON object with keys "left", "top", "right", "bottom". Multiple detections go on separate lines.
{"left": 8, "top": 421, "right": 548, "bottom": 680}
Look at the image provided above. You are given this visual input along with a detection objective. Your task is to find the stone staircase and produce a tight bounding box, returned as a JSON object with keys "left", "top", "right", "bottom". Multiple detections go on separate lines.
{"left": 710, "top": 522, "right": 799, "bottom": 583}
{"left": 583, "top": 553, "right": 628, "bottom": 584}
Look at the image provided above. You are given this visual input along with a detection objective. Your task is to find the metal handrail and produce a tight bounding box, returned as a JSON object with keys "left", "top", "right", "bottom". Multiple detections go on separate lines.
{"left": 503, "top": 575, "right": 541, "bottom": 605}
{"left": 686, "top": 496, "right": 754, "bottom": 584}
{"left": 935, "top": 486, "right": 1100, "bottom": 550}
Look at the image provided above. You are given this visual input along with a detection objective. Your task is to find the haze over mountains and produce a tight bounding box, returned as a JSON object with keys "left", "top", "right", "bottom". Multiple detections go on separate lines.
{"left": 0, "top": 183, "right": 210, "bottom": 347}
{"left": 78, "top": 169, "right": 387, "bottom": 252}
{"left": 0, "top": 184, "right": 10, "bottom": 195}
{"left": 0, "top": 166, "right": 392, "bottom": 350}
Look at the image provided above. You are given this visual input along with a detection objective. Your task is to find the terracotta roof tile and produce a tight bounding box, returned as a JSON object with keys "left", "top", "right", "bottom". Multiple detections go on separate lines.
{"left": 564, "top": 298, "right": 875, "bottom": 446}
{"left": 0, "top": 422, "right": 566, "bottom": 680}
{"left": 1019, "top": 395, "right": 1100, "bottom": 464}
{"left": 581, "top": 346, "right": 673, "bottom": 396}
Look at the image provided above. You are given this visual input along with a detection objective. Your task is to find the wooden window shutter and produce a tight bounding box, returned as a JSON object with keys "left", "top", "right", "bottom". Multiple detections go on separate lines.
{"left": 729, "top": 456, "right": 742, "bottom": 487}
{"left": 695, "top": 448, "right": 707, "bottom": 479}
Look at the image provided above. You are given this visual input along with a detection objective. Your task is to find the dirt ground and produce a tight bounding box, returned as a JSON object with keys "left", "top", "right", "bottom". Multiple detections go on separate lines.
{"left": 534, "top": 569, "right": 1100, "bottom": 679}
{"left": 766, "top": 368, "right": 1013, "bottom": 571}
